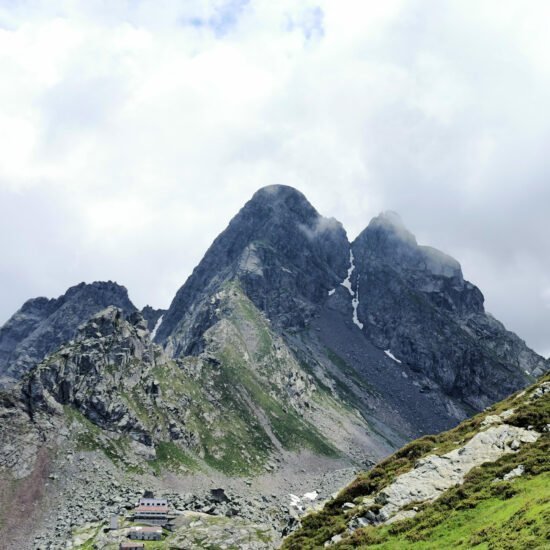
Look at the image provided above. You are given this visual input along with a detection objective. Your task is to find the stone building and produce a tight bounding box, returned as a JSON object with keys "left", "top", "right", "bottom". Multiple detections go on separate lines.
{"left": 131, "top": 495, "right": 172, "bottom": 527}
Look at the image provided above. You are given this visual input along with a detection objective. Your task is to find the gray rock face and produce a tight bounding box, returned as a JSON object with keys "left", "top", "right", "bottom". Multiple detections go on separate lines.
{"left": 349, "top": 212, "right": 545, "bottom": 410}
{"left": 0, "top": 281, "right": 137, "bottom": 387}
{"left": 156, "top": 185, "right": 349, "bottom": 355}
{"left": 140, "top": 305, "right": 166, "bottom": 331}
{"left": 373, "top": 423, "right": 539, "bottom": 523}
{"left": 20, "top": 306, "right": 194, "bottom": 449}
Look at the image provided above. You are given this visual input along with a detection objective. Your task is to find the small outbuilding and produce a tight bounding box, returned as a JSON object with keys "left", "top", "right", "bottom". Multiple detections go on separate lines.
{"left": 129, "top": 525, "right": 163, "bottom": 541}
{"left": 119, "top": 542, "right": 144, "bottom": 550}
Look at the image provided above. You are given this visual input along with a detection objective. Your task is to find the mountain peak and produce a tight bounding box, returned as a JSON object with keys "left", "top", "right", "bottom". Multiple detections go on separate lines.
{"left": 355, "top": 212, "right": 462, "bottom": 280}
{"left": 251, "top": 184, "right": 307, "bottom": 201}
{"left": 363, "top": 210, "right": 417, "bottom": 247}
{"left": 155, "top": 185, "right": 349, "bottom": 352}
{"left": 64, "top": 280, "right": 131, "bottom": 297}
{"left": 241, "top": 185, "right": 319, "bottom": 226}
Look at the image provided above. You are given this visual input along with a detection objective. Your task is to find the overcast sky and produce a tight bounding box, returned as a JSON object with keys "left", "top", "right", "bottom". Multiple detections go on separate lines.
{"left": 0, "top": 0, "right": 549, "bottom": 357}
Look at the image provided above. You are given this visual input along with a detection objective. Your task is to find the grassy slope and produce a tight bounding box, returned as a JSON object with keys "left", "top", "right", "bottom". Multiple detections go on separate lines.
{"left": 283, "top": 374, "right": 550, "bottom": 549}
{"left": 64, "top": 284, "right": 340, "bottom": 477}
{"left": 193, "top": 284, "right": 339, "bottom": 474}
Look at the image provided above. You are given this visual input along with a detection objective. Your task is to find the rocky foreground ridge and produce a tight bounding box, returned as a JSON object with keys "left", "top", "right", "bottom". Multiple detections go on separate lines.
{"left": 283, "top": 374, "right": 550, "bottom": 549}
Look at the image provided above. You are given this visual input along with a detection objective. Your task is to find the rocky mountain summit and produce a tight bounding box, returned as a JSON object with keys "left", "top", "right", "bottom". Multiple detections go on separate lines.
{"left": 350, "top": 211, "right": 545, "bottom": 410}
{"left": 156, "top": 185, "right": 349, "bottom": 355}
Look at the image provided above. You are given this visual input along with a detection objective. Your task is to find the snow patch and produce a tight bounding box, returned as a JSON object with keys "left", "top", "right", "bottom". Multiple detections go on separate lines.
{"left": 150, "top": 315, "right": 163, "bottom": 340}
{"left": 340, "top": 249, "right": 366, "bottom": 330}
{"left": 328, "top": 289, "right": 336, "bottom": 296}
{"left": 352, "top": 277, "right": 364, "bottom": 329}
{"left": 384, "top": 349, "right": 402, "bottom": 364}
{"left": 340, "top": 249, "right": 355, "bottom": 296}
{"left": 282, "top": 267, "right": 293, "bottom": 274}
{"left": 289, "top": 490, "right": 320, "bottom": 511}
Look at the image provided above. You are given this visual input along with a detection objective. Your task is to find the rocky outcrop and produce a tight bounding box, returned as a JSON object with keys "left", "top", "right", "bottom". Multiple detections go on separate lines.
{"left": 140, "top": 305, "right": 166, "bottom": 332}
{"left": 0, "top": 307, "right": 200, "bottom": 482}
{"left": 25, "top": 308, "right": 147, "bottom": 434}
{"left": 20, "top": 306, "right": 199, "bottom": 450}
{"left": 0, "top": 281, "right": 137, "bottom": 387}
{"left": 373, "top": 423, "right": 539, "bottom": 523}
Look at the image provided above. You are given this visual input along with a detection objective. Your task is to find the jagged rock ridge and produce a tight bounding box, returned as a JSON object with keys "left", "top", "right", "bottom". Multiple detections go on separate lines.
{"left": 0, "top": 282, "right": 167, "bottom": 388}
{"left": 0, "top": 281, "right": 137, "bottom": 387}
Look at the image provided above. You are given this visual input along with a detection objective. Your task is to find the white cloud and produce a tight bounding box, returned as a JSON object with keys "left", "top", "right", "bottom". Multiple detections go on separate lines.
{"left": 0, "top": 0, "right": 549, "bottom": 357}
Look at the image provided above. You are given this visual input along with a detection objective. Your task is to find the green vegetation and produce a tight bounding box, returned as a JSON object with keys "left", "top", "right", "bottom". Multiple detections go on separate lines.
{"left": 64, "top": 406, "right": 132, "bottom": 465}
{"left": 147, "top": 441, "right": 201, "bottom": 474}
{"left": 336, "top": 439, "right": 550, "bottom": 549}
{"left": 178, "top": 283, "right": 339, "bottom": 475}
{"left": 218, "top": 287, "right": 338, "bottom": 456}
{"left": 141, "top": 541, "right": 167, "bottom": 549}
{"left": 232, "top": 359, "right": 337, "bottom": 456}
{"left": 283, "top": 374, "right": 550, "bottom": 549}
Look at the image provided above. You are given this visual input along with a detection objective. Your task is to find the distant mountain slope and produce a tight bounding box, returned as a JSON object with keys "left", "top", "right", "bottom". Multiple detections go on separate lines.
{"left": 0, "top": 281, "right": 137, "bottom": 387}
{"left": 282, "top": 373, "right": 550, "bottom": 549}
{"left": 349, "top": 211, "right": 546, "bottom": 410}
{"left": 0, "top": 281, "right": 167, "bottom": 388}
